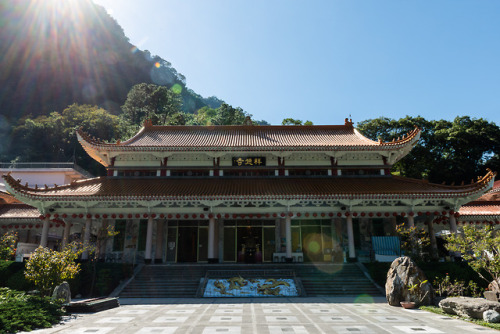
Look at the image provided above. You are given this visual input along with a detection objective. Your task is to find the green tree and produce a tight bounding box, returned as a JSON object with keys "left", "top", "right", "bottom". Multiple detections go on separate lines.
{"left": 24, "top": 243, "right": 84, "bottom": 297}
{"left": 190, "top": 104, "right": 250, "bottom": 126}
{"left": 121, "top": 83, "right": 183, "bottom": 125}
{"left": 10, "top": 104, "right": 124, "bottom": 175}
{"left": 357, "top": 116, "right": 500, "bottom": 183}
{"left": 0, "top": 231, "right": 17, "bottom": 261}
{"left": 282, "top": 118, "right": 313, "bottom": 125}
{"left": 445, "top": 225, "right": 500, "bottom": 285}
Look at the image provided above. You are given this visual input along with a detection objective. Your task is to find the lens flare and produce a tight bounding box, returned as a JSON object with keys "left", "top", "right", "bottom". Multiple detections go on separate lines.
{"left": 354, "top": 294, "right": 375, "bottom": 304}
{"left": 171, "top": 84, "right": 182, "bottom": 94}
{"left": 154, "top": 62, "right": 160, "bottom": 68}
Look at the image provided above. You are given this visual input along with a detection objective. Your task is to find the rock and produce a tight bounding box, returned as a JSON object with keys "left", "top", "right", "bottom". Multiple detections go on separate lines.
{"left": 385, "top": 256, "right": 434, "bottom": 306}
{"left": 483, "top": 310, "right": 500, "bottom": 323}
{"left": 52, "top": 281, "right": 71, "bottom": 305}
{"left": 484, "top": 291, "right": 500, "bottom": 302}
{"left": 439, "top": 297, "right": 500, "bottom": 319}
{"left": 488, "top": 279, "right": 500, "bottom": 293}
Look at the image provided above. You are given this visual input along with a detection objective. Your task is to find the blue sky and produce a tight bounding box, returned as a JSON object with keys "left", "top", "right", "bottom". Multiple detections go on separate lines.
{"left": 94, "top": 0, "right": 500, "bottom": 126}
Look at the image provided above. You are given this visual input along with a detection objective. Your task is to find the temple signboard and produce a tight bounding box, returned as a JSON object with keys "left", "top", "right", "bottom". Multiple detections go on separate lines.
{"left": 232, "top": 157, "right": 266, "bottom": 167}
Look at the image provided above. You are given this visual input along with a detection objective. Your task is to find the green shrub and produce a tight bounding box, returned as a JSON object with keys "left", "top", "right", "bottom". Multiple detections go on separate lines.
{"left": 6, "top": 269, "right": 33, "bottom": 291}
{"left": 0, "top": 288, "right": 64, "bottom": 333}
{"left": 0, "top": 261, "right": 25, "bottom": 287}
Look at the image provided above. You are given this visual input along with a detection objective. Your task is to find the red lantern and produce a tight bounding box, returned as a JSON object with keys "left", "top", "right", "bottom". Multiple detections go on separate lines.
{"left": 233, "top": 214, "right": 237, "bottom": 219}
{"left": 143, "top": 213, "right": 149, "bottom": 218}
{"left": 35, "top": 224, "right": 40, "bottom": 228}
{"left": 118, "top": 214, "right": 124, "bottom": 218}
{"left": 240, "top": 214, "right": 246, "bottom": 219}
{"left": 297, "top": 213, "right": 302, "bottom": 217}
{"left": 192, "top": 214, "right": 197, "bottom": 219}
{"left": 392, "top": 212, "right": 398, "bottom": 217}
{"left": 320, "top": 213, "right": 326, "bottom": 217}
{"left": 289, "top": 212, "right": 294, "bottom": 217}
{"left": 72, "top": 214, "right": 77, "bottom": 219}
{"left": 360, "top": 212, "right": 366, "bottom": 217}
{"left": 384, "top": 212, "right": 390, "bottom": 217}
{"left": 167, "top": 214, "right": 172, "bottom": 219}
{"left": 86, "top": 214, "right": 91, "bottom": 219}
{"left": 313, "top": 213, "right": 318, "bottom": 217}
{"left": 417, "top": 212, "right": 423, "bottom": 216}
{"left": 426, "top": 212, "right": 431, "bottom": 216}
{"left": 45, "top": 213, "right": 51, "bottom": 218}
{"left": 337, "top": 212, "right": 342, "bottom": 217}
{"left": 345, "top": 212, "right": 350, "bottom": 217}
{"left": 103, "top": 214, "right": 108, "bottom": 219}
{"left": 352, "top": 212, "right": 358, "bottom": 217}
{"left": 329, "top": 212, "right": 334, "bottom": 217}
{"left": 95, "top": 214, "right": 100, "bottom": 219}
{"left": 200, "top": 214, "right": 205, "bottom": 219}
{"left": 281, "top": 213, "right": 286, "bottom": 217}
{"left": 184, "top": 214, "right": 189, "bottom": 219}
{"left": 434, "top": 211, "right": 439, "bottom": 216}
{"left": 257, "top": 214, "right": 262, "bottom": 218}
{"left": 376, "top": 212, "right": 382, "bottom": 217}
{"left": 225, "top": 214, "right": 230, "bottom": 219}
{"left": 128, "top": 214, "right": 133, "bottom": 219}
{"left": 176, "top": 214, "right": 181, "bottom": 219}
{"left": 265, "top": 213, "right": 270, "bottom": 218}
{"left": 151, "top": 214, "right": 156, "bottom": 218}
{"left": 368, "top": 212, "right": 374, "bottom": 217}
{"left": 305, "top": 213, "right": 310, "bottom": 217}
{"left": 248, "top": 214, "right": 253, "bottom": 218}
{"left": 408, "top": 212, "right": 414, "bottom": 217}
{"left": 21, "top": 225, "right": 26, "bottom": 229}
{"left": 442, "top": 211, "right": 447, "bottom": 216}
{"left": 401, "top": 212, "right": 406, "bottom": 217}
{"left": 39, "top": 215, "right": 45, "bottom": 220}
{"left": 135, "top": 214, "right": 141, "bottom": 219}
{"left": 449, "top": 210, "right": 455, "bottom": 215}
{"left": 53, "top": 213, "right": 59, "bottom": 218}
{"left": 272, "top": 213, "right": 277, "bottom": 218}
{"left": 217, "top": 214, "right": 222, "bottom": 219}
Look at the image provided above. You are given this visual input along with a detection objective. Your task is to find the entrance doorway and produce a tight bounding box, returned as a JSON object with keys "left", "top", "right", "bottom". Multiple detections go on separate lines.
{"left": 177, "top": 227, "right": 198, "bottom": 262}
{"left": 237, "top": 226, "right": 262, "bottom": 263}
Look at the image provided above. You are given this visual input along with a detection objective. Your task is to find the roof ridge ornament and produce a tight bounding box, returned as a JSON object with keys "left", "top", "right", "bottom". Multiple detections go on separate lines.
{"left": 344, "top": 118, "right": 353, "bottom": 126}
{"left": 144, "top": 119, "right": 154, "bottom": 128}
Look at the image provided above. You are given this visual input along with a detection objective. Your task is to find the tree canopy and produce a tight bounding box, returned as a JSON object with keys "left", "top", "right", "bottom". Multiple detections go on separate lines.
{"left": 357, "top": 116, "right": 500, "bottom": 184}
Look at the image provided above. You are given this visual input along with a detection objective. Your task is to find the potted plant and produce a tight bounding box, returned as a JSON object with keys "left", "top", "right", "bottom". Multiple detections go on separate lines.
{"left": 400, "top": 279, "right": 429, "bottom": 309}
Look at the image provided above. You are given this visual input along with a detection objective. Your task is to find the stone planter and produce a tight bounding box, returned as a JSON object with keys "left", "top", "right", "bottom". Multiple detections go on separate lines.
{"left": 484, "top": 291, "right": 500, "bottom": 302}
{"left": 400, "top": 301, "right": 416, "bottom": 309}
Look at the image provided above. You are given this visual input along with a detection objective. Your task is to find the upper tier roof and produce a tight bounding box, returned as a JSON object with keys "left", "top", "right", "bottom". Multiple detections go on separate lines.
{"left": 77, "top": 119, "right": 421, "bottom": 152}
{"left": 459, "top": 180, "right": 500, "bottom": 218}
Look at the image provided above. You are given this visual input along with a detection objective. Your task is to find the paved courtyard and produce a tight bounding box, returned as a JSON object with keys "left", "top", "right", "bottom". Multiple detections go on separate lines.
{"left": 27, "top": 296, "right": 497, "bottom": 334}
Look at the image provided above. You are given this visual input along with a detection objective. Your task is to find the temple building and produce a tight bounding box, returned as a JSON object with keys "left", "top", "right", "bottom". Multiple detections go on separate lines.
{"left": 1, "top": 118, "right": 496, "bottom": 264}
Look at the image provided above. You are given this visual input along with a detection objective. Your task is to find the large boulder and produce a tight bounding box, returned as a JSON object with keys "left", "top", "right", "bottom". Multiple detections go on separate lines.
{"left": 385, "top": 256, "right": 434, "bottom": 306}
{"left": 52, "top": 281, "right": 71, "bottom": 305}
{"left": 483, "top": 310, "right": 500, "bottom": 323}
{"left": 439, "top": 297, "right": 500, "bottom": 319}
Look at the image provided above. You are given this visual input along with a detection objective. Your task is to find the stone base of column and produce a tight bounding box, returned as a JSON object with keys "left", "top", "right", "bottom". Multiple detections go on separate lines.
{"left": 347, "top": 257, "right": 357, "bottom": 263}
{"left": 208, "top": 258, "right": 219, "bottom": 264}
{"left": 285, "top": 257, "right": 293, "bottom": 263}
{"left": 154, "top": 259, "right": 162, "bottom": 264}
{"left": 144, "top": 259, "right": 152, "bottom": 264}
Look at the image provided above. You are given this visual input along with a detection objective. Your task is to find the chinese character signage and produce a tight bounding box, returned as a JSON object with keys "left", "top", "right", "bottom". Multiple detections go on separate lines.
{"left": 232, "top": 157, "right": 266, "bottom": 167}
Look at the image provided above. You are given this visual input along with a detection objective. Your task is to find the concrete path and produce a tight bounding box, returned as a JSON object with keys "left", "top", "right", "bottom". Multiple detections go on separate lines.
{"left": 26, "top": 296, "right": 497, "bottom": 334}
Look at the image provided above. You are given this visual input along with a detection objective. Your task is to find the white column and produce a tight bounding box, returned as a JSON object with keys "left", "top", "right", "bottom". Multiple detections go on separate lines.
{"left": 407, "top": 215, "right": 415, "bottom": 228}
{"left": 145, "top": 216, "right": 154, "bottom": 263}
{"left": 449, "top": 214, "right": 458, "bottom": 234}
{"left": 61, "top": 220, "right": 71, "bottom": 249}
{"left": 40, "top": 218, "right": 50, "bottom": 247}
{"left": 82, "top": 218, "right": 92, "bottom": 260}
{"left": 208, "top": 217, "right": 216, "bottom": 261}
{"left": 218, "top": 218, "right": 224, "bottom": 263}
{"left": 346, "top": 215, "right": 356, "bottom": 259}
{"left": 285, "top": 216, "right": 292, "bottom": 259}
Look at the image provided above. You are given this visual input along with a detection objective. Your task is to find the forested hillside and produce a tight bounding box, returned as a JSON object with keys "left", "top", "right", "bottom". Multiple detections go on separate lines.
{"left": 0, "top": 0, "right": 220, "bottom": 121}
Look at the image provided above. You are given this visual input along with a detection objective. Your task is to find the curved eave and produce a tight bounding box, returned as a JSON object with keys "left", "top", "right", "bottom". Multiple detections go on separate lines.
{"left": 3, "top": 170, "right": 495, "bottom": 203}
{"left": 76, "top": 130, "right": 109, "bottom": 167}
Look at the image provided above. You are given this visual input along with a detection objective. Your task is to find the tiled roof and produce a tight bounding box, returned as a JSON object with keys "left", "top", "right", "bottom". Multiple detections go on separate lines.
{"left": 459, "top": 180, "right": 500, "bottom": 217}
{"left": 0, "top": 204, "right": 40, "bottom": 219}
{"left": 0, "top": 191, "right": 22, "bottom": 204}
{"left": 77, "top": 121, "right": 421, "bottom": 152}
{"left": 2, "top": 170, "right": 495, "bottom": 201}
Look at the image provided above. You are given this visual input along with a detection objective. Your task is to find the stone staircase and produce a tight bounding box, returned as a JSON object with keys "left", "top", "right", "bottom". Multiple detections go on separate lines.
{"left": 295, "top": 263, "right": 383, "bottom": 296}
{"left": 118, "top": 263, "right": 383, "bottom": 298}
